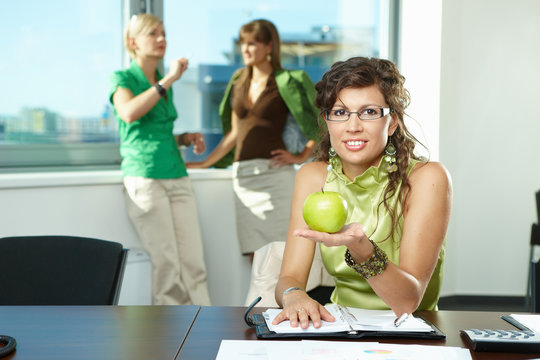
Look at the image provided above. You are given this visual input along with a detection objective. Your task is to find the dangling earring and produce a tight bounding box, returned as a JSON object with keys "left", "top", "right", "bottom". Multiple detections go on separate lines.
{"left": 384, "top": 137, "right": 398, "bottom": 173}
{"left": 266, "top": 53, "right": 272, "bottom": 62}
{"left": 328, "top": 146, "right": 339, "bottom": 171}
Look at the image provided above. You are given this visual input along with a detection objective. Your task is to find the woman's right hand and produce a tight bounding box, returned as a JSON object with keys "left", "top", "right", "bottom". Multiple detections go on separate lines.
{"left": 185, "top": 161, "right": 207, "bottom": 169}
{"left": 272, "top": 290, "right": 335, "bottom": 329}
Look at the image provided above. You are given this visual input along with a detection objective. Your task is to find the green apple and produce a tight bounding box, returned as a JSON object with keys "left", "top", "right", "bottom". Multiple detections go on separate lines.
{"left": 302, "top": 190, "right": 348, "bottom": 233}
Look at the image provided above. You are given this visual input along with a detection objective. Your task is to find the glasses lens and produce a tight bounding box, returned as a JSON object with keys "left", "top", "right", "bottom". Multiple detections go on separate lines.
{"left": 361, "top": 108, "right": 384, "bottom": 120}
{"left": 327, "top": 110, "right": 349, "bottom": 121}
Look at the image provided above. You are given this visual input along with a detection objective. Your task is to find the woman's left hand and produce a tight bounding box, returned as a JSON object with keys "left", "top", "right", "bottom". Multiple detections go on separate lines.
{"left": 185, "top": 132, "right": 206, "bottom": 154}
{"left": 270, "top": 149, "right": 301, "bottom": 167}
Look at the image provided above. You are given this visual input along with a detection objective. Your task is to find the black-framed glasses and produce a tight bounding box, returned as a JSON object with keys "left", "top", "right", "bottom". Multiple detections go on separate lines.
{"left": 325, "top": 107, "right": 392, "bottom": 122}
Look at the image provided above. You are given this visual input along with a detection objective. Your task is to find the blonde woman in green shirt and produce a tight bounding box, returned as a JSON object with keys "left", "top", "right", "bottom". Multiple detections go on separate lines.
{"left": 273, "top": 57, "right": 452, "bottom": 329}
{"left": 110, "top": 14, "right": 210, "bottom": 306}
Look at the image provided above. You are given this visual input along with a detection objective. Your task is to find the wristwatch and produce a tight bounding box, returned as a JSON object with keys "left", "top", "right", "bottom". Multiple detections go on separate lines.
{"left": 153, "top": 82, "right": 167, "bottom": 97}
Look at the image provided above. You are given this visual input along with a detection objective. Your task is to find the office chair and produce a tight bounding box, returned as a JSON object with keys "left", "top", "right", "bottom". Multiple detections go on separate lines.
{"left": 0, "top": 235, "right": 128, "bottom": 305}
{"left": 527, "top": 190, "right": 540, "bottom": 312}
{"left": 245, "top": 241, "right": 335, "bottom": 307}
{"left": 532, "top": 257, "right": 540, "bottom": 313}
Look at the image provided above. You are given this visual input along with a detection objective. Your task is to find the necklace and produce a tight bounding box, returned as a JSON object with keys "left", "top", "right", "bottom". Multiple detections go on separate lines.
{"left": 250, "top": 77, "right": 267, "bottom": 89}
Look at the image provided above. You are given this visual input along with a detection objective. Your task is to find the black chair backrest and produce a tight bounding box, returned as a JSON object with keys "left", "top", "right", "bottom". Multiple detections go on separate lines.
{"left": 533, "top": 190, "right": 540, "bottom": 247}
{"left": 533, "top": 260, "right": 540, "bottom": 313}
{"left": 0, "top": 236, "right": 128, "bottom": 305}
{"left": 532, "top": 224, "right": 540, "bottom": 247}
{"left": 536, "top": 189, "right": 540, "bottom": 223}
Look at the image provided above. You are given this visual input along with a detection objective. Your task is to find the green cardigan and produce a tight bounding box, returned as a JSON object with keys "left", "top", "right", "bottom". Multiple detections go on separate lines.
{"left": 215, "top": 68, "right": 320, "bottom": 168}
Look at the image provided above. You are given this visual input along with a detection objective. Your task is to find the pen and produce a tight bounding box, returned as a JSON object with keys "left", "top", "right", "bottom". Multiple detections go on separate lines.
{"left": 394, "top": 313, "right": 409, "bottom": 327}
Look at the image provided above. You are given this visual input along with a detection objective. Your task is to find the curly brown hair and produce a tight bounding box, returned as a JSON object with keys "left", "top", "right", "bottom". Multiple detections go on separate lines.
{"left": 314, "top": 56, "right": 426, "bottom": 240}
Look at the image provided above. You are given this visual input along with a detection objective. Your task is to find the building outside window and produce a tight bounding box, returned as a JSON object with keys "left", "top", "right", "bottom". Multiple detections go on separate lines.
{"left": 163, "top": 0, "right": 397, "bottom": 163}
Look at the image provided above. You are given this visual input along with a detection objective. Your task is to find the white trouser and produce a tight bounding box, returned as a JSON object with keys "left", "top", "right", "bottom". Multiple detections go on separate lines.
{"left": 123, "top": 176, "right": 211, "bottom": 305}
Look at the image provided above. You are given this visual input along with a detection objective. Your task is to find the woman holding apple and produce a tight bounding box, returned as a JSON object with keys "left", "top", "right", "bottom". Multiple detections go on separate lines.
{"left": 273, "top": 56, "right": 452, "bottom": 329}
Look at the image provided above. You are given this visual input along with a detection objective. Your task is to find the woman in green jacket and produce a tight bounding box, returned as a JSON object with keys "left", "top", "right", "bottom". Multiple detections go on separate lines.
{"left": 188, "top": 19, "right": 319, "bottom": 261}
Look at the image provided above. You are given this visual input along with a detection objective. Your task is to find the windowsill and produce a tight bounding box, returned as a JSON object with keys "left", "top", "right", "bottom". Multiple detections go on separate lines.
{"left": 0, "top": 168, "right": 233, "bottom": 189}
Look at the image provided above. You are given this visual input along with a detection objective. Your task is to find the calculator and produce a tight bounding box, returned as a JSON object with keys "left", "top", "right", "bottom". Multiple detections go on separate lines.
{"left": 460, "top": 328, "right": 540, "bottom": 353}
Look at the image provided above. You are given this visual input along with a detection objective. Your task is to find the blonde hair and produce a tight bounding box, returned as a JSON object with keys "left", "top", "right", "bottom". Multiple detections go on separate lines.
{"left": 124, "top": 13, "right": 163, "bottom": 59}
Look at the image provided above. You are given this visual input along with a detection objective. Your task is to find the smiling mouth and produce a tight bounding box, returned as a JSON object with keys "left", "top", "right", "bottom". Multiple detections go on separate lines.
{"left": 346, "top": 140, "right": 365, "bottom": 146}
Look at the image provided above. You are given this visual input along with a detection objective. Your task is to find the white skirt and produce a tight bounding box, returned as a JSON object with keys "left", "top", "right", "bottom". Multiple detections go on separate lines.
{"left": 232, "top": 159, "right": 296, "bottom": 254}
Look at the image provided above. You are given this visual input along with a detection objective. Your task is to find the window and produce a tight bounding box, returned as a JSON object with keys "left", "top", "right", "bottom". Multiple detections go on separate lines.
{"left": 0, "top": 0, "right": 397, "bottom": 171}
{"left": 0, "top": 0, "right": 122, "bottom": 170}
{"left": 163, "top": 0, "right": 398, "bottom": 163}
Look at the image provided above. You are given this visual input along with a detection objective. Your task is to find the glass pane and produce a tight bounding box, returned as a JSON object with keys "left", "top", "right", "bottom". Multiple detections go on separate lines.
{"left": 0, "top": 1, "right": 122, "bottom": 147}
{"left": 163, "top": 0, "right": 390, "bottom": 163}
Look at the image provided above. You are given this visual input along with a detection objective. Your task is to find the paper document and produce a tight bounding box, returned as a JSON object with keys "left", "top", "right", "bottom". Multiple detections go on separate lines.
{"left": 263, "top": 304, "right": 433, "bottom": 334}
{"left": 216, "top": 340, "right": 472, "bottom": 360}
{"left": 508, "top": 314, "right": 540, "bottom": 333}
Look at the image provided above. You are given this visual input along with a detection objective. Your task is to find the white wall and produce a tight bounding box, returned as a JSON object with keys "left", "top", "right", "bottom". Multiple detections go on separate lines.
{"left": 401, "top": 0, "right": 540, "bottom": 296}
{"left": 0, "top": 170, "right": 251, "bottom": 306}
{"left": 440, "top": 0, "right": 540, "bottom": 296}
{"left": 399, "top": 0, "right": 442, "bottom": 161}
{"left": 0, "top": 172, "right": 139, "bottom": 247}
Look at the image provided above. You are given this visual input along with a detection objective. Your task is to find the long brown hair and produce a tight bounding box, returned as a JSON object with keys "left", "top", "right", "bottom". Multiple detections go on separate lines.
{"left": 314, "top": 57, "right": 425, "bottom": 240}
{"left": 232, "top": 19, "right": 282, "bottom": 110}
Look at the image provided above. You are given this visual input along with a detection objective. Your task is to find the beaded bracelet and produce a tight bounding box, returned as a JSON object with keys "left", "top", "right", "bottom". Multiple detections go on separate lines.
{"left": 344, "top": 240, "right": 389, "bottom": 279}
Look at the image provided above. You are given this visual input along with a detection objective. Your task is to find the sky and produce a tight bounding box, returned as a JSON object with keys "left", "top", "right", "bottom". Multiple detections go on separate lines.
{"left": 1, "top": 0, "right": 122, "bottom": 118}
{"left": 1, "top": 0, "right": 379, "bottom": 118}
{"left": 164, "top": 0, "right": 376, "bottom": 67}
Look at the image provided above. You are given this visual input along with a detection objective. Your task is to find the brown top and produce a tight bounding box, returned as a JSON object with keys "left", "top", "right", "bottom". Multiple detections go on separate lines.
{"left": 232, "top": 75, "right": 289, "bottom": 161}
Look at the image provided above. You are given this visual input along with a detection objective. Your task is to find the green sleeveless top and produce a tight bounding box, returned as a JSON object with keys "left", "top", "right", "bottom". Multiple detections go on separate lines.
{"left": 320, "top": 158, "right": 445, "bottom": 310}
